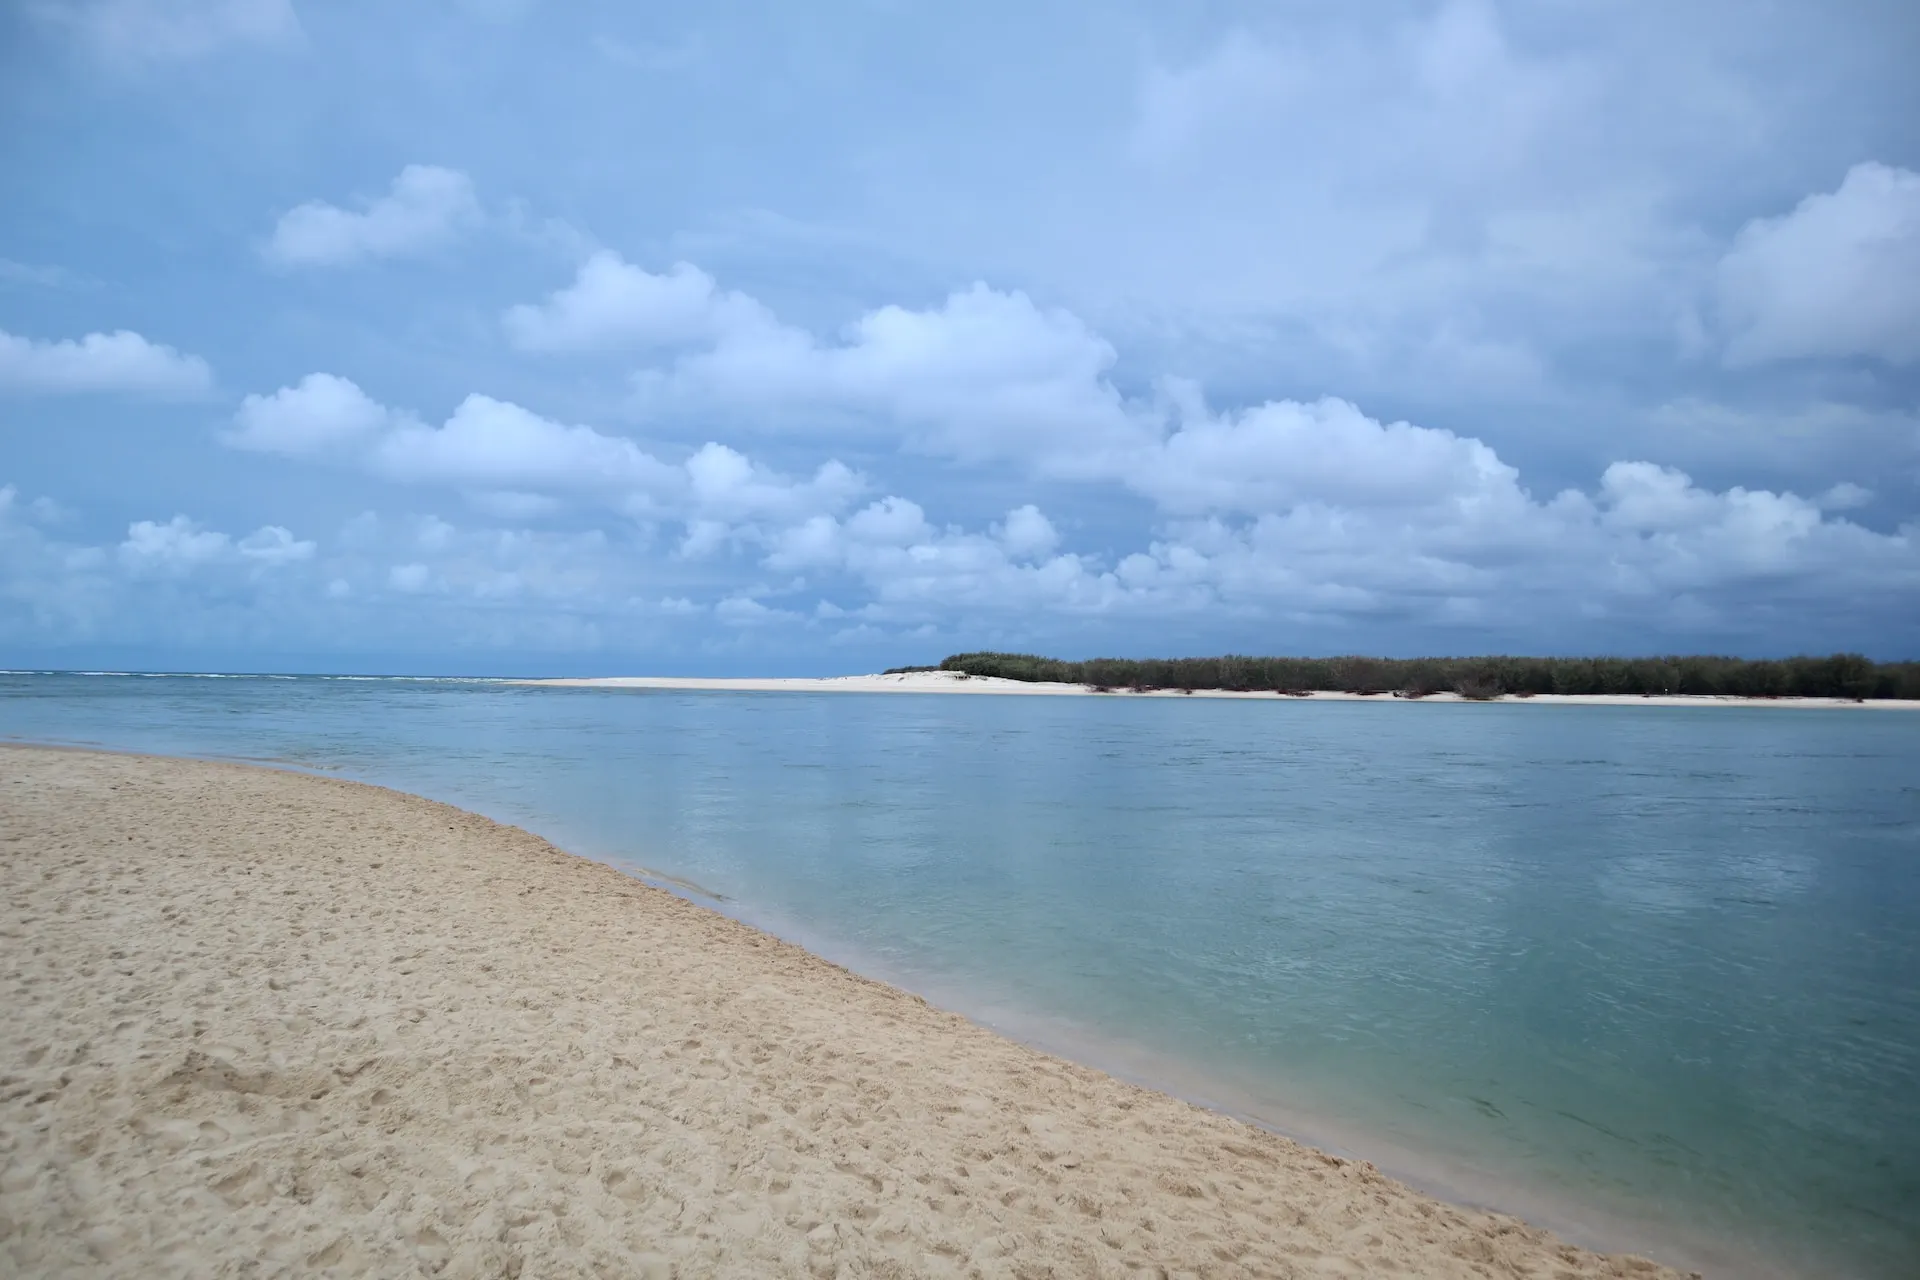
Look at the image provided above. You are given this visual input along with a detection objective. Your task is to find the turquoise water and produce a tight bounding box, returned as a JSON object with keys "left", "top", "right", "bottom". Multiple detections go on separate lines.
{"left": 3, "top": 673, "right": 1917, "bottom": 1278}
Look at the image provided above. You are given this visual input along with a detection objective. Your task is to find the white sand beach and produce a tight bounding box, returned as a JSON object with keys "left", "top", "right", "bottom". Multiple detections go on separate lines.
{"left": 0, "top": 746, "right": 1696, "bottom": 1278}
{"left": 521, "top": 669, "right": 1916, "bottom": 708}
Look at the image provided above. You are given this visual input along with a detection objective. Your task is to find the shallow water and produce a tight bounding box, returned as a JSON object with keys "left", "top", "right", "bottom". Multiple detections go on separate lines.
{"left": 3, "top": 673, "right": 1916, "bottom": 1277}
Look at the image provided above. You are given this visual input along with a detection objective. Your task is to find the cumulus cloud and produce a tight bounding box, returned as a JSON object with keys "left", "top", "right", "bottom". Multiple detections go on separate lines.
{"left": 607, "top": 268, "right": 1525, "bottom": 518}
{"left": 371, "top": 395, "right": 677, "bottom": 494}
{"left": 32, "top": 0, "right": 300, "bottom": 65}
{"left": 228, "top": 373, "right": 393, "bottom": 454}
{"left": 682, "top": 443, "right": 863, "bottom": 524}
{"left": 503, "top": 252, "right": 772, "bottom": 351}
{"left": 1135, "top": 398, "right": 1521, "bottom": 517}
{"left": 117, "top": 515, "right": 313, "bottom": 574}
{"left": 119, "top": 516, "right": 232, "bottom": 571}
{"left": 227, "top": 377, "right": 868, "bottom": 535}
{"left": 1718, "top": 163, "right": 1920, "bottom": 366}
{"left": 496, "top": 259, "right": 1920, "bottom": 640}
{"left": 264, "top": 166, "right": 481, "bottom": 268}
{"left": 237, "top": 525, "right": 316, "bottom": 564}
{"left": 996, "top": 505, "right": 1060, "bottom": 561}
{"left": 629, "top": 280, "right": 1147, "bottom": 468}
{"left": 0, "top": 328, "right": 212, "bottom": 396}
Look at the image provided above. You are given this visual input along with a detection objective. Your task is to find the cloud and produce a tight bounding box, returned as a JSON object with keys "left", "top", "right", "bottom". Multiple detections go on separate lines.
{"left": 682, "top": 443, "right": 863, "bottom": 524}
{"left": 1133, "top": 397, "right": 1520, "bottom": 517}
{"left": 228, "top": 377, "right": 868, "bottom": 532}
{"left": 714, "top": 595, "right": 789, "bottom": 627}
{"left": 237, "top": 525, "right": 317, "bottom": 565}
{"left": 0, "top": 329, "right": 212, "bottom": 396}
{"left": 117, "top": 515, "right": 313, "bottom": 574}
{"left": 228, "top": 373, "right": 393, "bottom": 455}
{"left": 1717, "top": 163, "right": 1920, "bottom": 366}
{"left": 32, "top": 0, "right": 300, "bottom": 65}
{"left": 521, "top": 257, "right": 1917, "bottom": 635}
{"left": 1817, "top": 482, "right": 1874, "bottom": 512}
{"left": 263, "top": 166, "right": 481, "bottom": 268}
{"left": 611, "top": 268, "right": 1523, "bottom": 518}
{"left": 370, "top": 395, "right": 679, "bottom": 494}
{"left": 630, "top": 280, "right": 1148, "bottom": 469}
{"left": 503, "top": 251, "right": 771, "bottom": 351}
{"left": 996, "top": 505, "right": 1060, "bottom": 561}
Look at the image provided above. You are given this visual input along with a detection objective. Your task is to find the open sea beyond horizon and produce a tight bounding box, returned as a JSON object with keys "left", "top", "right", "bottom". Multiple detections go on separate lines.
{"left": 2, "top": 672, "right": 1915, "bottom": 1277}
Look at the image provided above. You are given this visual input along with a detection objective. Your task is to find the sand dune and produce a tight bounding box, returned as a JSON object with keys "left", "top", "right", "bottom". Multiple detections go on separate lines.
{"left": 1, "top": 747, "right": 1692, "bottom": 1278}
{"left": 519, "top": 670, "right": 1914, "bottom": 708}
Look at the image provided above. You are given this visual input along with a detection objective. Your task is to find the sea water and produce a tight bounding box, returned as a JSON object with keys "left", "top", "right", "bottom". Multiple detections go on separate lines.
{"left": 2, "top": 672, "right": 1915, "bottom": 1277}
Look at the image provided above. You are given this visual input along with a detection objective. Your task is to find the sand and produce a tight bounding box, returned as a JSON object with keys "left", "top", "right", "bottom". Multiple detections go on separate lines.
{"left": 519, "top": 670, "right": 1916, "bottom": 709}
{"left": 1, "top": 746, "right": 1694, "bottom": 1279}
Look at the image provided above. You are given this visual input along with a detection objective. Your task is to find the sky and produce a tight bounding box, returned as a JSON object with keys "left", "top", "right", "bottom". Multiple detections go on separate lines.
{"left": 2, "top": 0, "right": 1918, "bottom": 675}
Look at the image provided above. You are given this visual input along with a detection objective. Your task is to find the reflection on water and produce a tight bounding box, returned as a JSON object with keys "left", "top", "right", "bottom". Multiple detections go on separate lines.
{"left": 3, "top": 673, "right": 1917, "bottom": 1278}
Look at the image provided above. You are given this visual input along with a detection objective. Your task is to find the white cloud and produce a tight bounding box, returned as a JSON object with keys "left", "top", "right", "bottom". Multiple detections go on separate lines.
{"left": 370, "top": 395, "right": 678, "bottom": 494}
{"left": 237, "top": 525, "right": 316, "bottom": 564}
{"left": 117, "top": 515, "right": 314, "bottom": 575}
{"left": 117, "top": 517, "right": 229, "bottom": 572}
{"left": 1111, "top": 463, "right": 1919, "bottom": 625}
{"left": 0, "top": 328, "right": 212, "bottom": 396}
{"left": 848, "top": 495, "right": 936, "bottom": 547}
{"left": 230, "top": 377, "right": 867, "bottom": 535}
{"left": 1718, "top": 163, "right": 1920, "bottom": 366}
{"left": 714, "top": 595, "right": 786, "bottom": 626}
{"left": 613, "top": 268, "right": 1530, "bottom": 519}
{"left": 682, "top": 443, "right": 863, "bottom": 524}
{"left": 996, "top": 505, "right": 1059, "bottom": 561}
{"left": 228, "top": 373, "right": 392, "bottom": 455}
{"left": 1134, "top": 397, "right": 1520, "bottom": 517}
{"left": 631, "top": 281, "right": 1148, "bottom": 470}
{"left": 264, "top": 166, "right": 481, "bottom": 268}
{"left": 504, "top": 251, "right": 772, "bottom": 351}
{"left": 33, "top": 0, "right": 300, "bottom": 65}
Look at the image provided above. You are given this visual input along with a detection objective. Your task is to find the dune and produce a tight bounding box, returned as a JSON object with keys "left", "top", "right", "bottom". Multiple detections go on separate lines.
{"left": 0, "top": 746, "right": 1692, "bottom": 1278}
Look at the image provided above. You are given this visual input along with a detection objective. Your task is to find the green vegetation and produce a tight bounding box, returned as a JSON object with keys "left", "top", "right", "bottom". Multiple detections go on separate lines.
{"left": 931, "top": 651, "right": 1920, "bottom": 700}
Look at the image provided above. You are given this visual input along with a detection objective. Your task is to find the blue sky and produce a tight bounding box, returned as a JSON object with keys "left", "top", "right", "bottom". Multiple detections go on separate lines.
{"left": 2, "top": 0, "right": 1917, "bottom": 674}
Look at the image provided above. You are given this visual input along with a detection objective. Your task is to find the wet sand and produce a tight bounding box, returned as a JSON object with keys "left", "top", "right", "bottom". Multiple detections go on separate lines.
{"left": 1, "top": 746, "right": 1693, "bottom": 1278}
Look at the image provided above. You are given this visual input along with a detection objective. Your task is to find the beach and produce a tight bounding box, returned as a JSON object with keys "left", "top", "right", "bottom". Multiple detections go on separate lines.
{"left": 519, "top": 670, "right": 1918, "bottom": 708}
{"left": 0, "top": 745, "right": 1694, "bottom": 1278}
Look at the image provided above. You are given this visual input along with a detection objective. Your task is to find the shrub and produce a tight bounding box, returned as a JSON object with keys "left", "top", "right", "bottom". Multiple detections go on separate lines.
{"left": 926, "top": 652, "right": 1919, "bottom": 699}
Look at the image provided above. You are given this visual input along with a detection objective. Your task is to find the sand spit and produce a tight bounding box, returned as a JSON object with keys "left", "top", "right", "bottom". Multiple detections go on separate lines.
{"left": 519, "top": 670, "right": 1916, "bottom": 708}
{"left": 2, "top": 748, "right": 1691, "bottom": 1279}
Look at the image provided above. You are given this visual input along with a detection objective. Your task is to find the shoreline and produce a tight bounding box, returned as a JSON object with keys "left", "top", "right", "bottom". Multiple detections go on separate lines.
{"left": 1, "top": 744, "right": 1715, "bottom": 1279}
{"left": 622, "top": 860, "right": 1794, "bottom": 1280}
{"left": 517, "top": 670, "right": 1920, "bottom": 708}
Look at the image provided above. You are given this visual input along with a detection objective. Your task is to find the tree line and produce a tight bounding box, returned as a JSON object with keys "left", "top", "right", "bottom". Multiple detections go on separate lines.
{"left": 884, "top": 652, "right": 1920, "bottom": 700}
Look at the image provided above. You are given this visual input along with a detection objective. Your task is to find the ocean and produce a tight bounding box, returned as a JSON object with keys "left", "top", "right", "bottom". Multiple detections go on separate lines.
{"left": 2, "top": 672, "right": 1915, "bottom": 1277}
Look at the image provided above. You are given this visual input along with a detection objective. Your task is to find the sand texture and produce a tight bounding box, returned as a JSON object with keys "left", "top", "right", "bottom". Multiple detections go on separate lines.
{"left": 1, "top": 747, "right": 1692, "bottom": 1279}
{"left": 520, "top": 670, "right": 1914, "bottom": 709}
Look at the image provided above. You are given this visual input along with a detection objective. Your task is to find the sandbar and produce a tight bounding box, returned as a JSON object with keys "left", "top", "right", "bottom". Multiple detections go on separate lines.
{"left": 519, "top": 669, "right": 1916, "bottom": 708}
{"left": 2, "top": 746, "right": 1692, "bottom": 1277}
